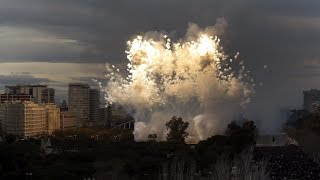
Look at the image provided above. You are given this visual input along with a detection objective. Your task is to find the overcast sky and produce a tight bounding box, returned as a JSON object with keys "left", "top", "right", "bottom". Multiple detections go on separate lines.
{"left": 1, "top": 0, "right": 320, "bottom": 131}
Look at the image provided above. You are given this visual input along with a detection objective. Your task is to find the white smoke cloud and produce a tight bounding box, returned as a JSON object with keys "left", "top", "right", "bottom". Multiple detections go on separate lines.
{"left": 100, "top": 19, "right": 255, "bottom": 143}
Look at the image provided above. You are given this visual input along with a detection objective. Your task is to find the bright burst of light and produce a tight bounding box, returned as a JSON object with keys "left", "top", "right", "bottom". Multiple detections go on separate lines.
{"left": 98, "top": 24, "right": 255, "bottom": 142}
{"left": 196, "top": 34, "right": 217, "bottom": 56}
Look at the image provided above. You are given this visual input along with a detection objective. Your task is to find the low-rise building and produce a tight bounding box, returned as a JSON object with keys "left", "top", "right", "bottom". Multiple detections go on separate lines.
{"left": 60, "top": 111, "right": 77, "bottom": 129}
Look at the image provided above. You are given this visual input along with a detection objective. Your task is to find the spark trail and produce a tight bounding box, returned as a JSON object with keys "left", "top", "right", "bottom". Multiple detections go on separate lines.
{"left": 97, "top": 20, "right": 255, "bottom": 143}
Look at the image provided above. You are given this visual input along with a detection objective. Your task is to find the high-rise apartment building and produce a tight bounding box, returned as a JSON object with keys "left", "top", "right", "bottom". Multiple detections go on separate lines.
{"left": 59, "top": 100, "right": 68, "bottom": 112}
{"left": 42, "top": 88, "right": 55, "bottom": 104}
{"left": 68, "top": 84, "right": 101, "bottom": 126}
{"left": 5, "top": 85, "right": 55, "bottom": 104}
{"left": 5, "top": 86, "right": 21, "bottom": 94}
{"left": 0, "top": 101, "right": 46, "bottom": 138}
{"left": 68, "top": 83, "right": 90, "bottom": 126}
{"left": 99, "top": 106, "right": 112, "bottom": 127}
{"left": 303, "top": 89, "right": 320, "bottom": 112}
{"left": 110, "top": 104, "right": 127, "bottom": 126}
{"left": 20, "top": 85, "right": 47, "bottom": 104}
{"left": 89, "top": 89, "right": 100, "bottom": 126}
{"left": 44, "top": 104, "right": 60, "bottom": 135}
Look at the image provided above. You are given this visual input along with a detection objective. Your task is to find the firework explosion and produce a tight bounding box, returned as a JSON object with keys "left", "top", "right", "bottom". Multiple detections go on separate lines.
{"left": 96, "top": 20, "right": 255, "bottom": 143}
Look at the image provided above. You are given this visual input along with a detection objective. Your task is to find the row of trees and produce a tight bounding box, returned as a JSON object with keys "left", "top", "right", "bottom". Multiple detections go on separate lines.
{"left": 147, "top": 116, "right": 190, "bottom": 143}
{"left": 285, "top": 110, "right": 320, "bottom": 155}
{"left": 149, "top": 116, "right": 256, "bottom": 145}
{"left": 0, "top": 116, "right": 258, "bottom": 179}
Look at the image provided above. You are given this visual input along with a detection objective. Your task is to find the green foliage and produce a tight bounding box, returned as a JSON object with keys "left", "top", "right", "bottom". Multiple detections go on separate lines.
{"left": 0, "top": 138, "right": 96, "bottom": 180}
{"left": 225, "top": 121, "right": 241, "bottom": 136}
{"left": 196, "top": 135, "right": 231, "bottom": 169}
{"left": 228, "top": 121, "right": 257, "bottom": 152}
{"left": 4, "top": 134, "right": 17, "bottom": 144}
{"left": 195, "top": 120, "right": 257, "bottom": 169}
{"left": 0, "top": 140, "right": 43, "bottom": 179}
{"left": 54, "top": 128, "right": 134, "bottom": 143}
{"left": 166, "top": 116, "right": 189, "bottom": 143}
{"left": 147, "top": 134, "right": 157, "bottom": 142}
{"left": 0, "top": 121, "right": 258, "bottom": 179}
{"left": 292, "top": 113, "right": 320, "bottom": 135}
{"left": 226, "top": 120, "right": 256, "bottom": 136}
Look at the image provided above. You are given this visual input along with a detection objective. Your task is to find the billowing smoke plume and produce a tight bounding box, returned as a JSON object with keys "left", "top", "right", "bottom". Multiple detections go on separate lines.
{"left": 97, "top": 18, "right": 255, "bottom": 143}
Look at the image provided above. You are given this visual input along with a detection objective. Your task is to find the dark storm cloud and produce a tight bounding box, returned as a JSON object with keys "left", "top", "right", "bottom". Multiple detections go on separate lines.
{"left": 0, "top": 74, "right": 53, "bottom": 92}
{"left": 0, "top": 0, "right": 319, "bottom": 65}
{"left": 0, "top": 0, "right": 252, "bottom": 62}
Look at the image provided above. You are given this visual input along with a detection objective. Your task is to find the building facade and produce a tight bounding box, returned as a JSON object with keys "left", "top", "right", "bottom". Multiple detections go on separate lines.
{"left": 303, "top": 89, "right": 320, "bottom": 112}
{"left": 0, "top": 93, "right": 32, "bottom": 103}
{"left": 60, "top": 111, "right": 77, "bottom": 129}
{"left": 99, "top": 106, "right": 112, "bottom": 127}
{"left": 110, "top": 104, "right": 127, "bottom": 126}
{"left": 0, "top": 101, "right": 46, "bottom": 138}
{"left": 44, "top": 104, "right": 60, "bottom": 135}
{"left": 42, "top": 88, "right": 55, "bottom": 104}
{"left": 20, "top": 85, "right": 48, "bottom": 104}
{"left": 5, "top": 85, "right": 21, "bottom": 94}
{"left": 59, "top": 100, "right": 68, "bottom": 112}
{"left": 5, "top": 85, "right": 55, "bottom": 104}
{"left": 68, "top": 83, "right": 90, "bottom": 126}
{"left": 89, "top": 89, "right": 100, "bottom": 126}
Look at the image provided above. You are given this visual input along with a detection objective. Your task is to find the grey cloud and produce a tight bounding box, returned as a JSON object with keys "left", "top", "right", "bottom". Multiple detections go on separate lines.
{"left": 70, "top": 76, "right": 106, "bottom": 88}
{"left": 0, "top": 0, "right": 319, "bottom": 65}
{"left": 0, "top": 74, "right": 53, "bottom": 93}
{"left": 0, "top": 0, "right": 262, "bottom": 63}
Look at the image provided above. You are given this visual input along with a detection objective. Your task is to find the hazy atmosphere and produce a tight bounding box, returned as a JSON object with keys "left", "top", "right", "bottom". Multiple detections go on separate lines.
{"left": 1, "top": 0, "right": 319, "bottom": 132}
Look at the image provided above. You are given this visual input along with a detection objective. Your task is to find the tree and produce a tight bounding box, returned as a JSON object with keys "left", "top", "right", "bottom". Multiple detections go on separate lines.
{"left": 226, "top": 120, "right": 257, "bottom": 152}
{"left": 225, "top": 120, "right": 256, "bottom": 137}
{"left": 225, "top": 121, "right": 241, "bottom": 136}
{"left": 4, "top": 134, "right": 17, "bottom": 144}
{"left": 166, "top": 116, "right": 189, "bottom": 143}
{"left": 147, "top": 134, "right": 157, "bottom": 142}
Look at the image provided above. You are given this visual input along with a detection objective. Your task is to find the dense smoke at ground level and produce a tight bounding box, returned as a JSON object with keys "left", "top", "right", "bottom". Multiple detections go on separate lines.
{"left": 99, "top": 18, "right": 256, "bottom": 143}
